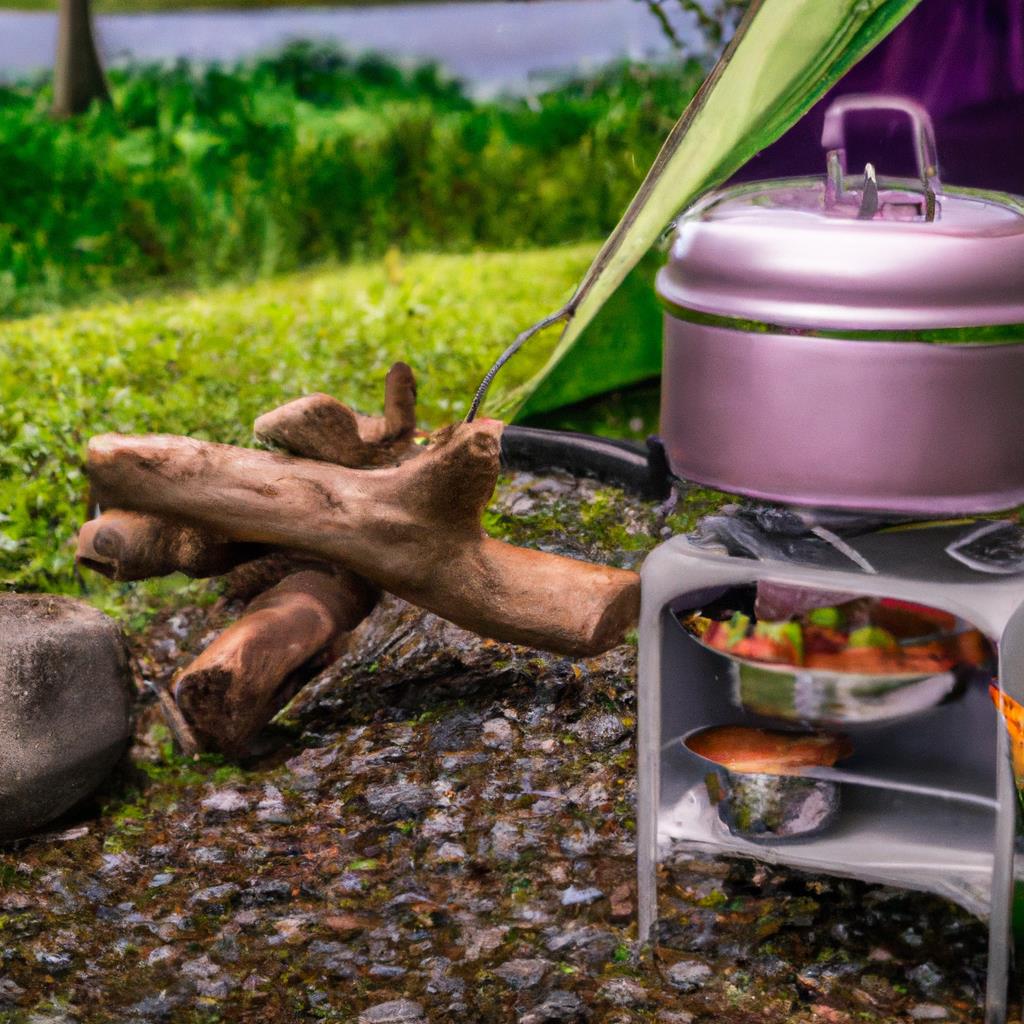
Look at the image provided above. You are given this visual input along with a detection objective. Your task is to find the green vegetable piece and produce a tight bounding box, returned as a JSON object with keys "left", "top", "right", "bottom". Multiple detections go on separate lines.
{"left": 848, "top": 626, "right": 898, "bottom": 649}
{"left": 723, "top": 611, "right": 751, "bottom": 647}
{"left": 754, "top": 620, "right": 804, "bottom": 664}
{"left": 807, "top": 606, "right": 843, "bottom": 628}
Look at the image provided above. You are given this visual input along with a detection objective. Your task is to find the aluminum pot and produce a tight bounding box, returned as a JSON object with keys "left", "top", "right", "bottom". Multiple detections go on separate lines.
{"left": 657, "top": 95, "right": 1024, "bottom": 515}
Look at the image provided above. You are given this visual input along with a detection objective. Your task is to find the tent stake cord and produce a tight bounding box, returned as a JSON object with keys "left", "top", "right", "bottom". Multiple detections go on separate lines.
{"left": 464, "top": 307, "right": 571, "bottom": 422}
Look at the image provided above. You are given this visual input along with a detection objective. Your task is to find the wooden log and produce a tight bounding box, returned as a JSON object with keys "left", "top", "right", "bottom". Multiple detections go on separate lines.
{"left": 76, "top": 510, "right": 264, "bottom": 581}
{"left": 254, "top": 362, "right": 418, "bottom": 468}
{"left": 85, "top": 422, "right": 640, "bottom": 656}
{"left": 173, "top": 568, "right": 377, "bottom": 755}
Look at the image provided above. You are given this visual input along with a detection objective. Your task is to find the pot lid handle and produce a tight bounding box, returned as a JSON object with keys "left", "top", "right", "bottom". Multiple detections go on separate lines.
{"left": 821, "top": 94, "right": 941, "bottom": 220}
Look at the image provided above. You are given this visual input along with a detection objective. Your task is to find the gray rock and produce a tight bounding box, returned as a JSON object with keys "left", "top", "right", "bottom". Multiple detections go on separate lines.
{"left": 433, "top": 841, "right": 466, "bottom": 864}
{"left": 0, "top": 595, "right": 133, "bottom": 840}
{"left": 492, "top": 958, "right": 551, "bottom": 990}
{"left": 0, "top": 977, "right": 25, "bottom": 1005}
{"left": 255, "top": 785, "right": 291, "bottom": 824}
{"left": 598, "top": 978, "right": 651, "bottom": 1007}
{"left": 242, "top": 879, "right": 292, "bottom": 905}
{"left": 558, "top": 828, "right": 600, "bottom": 857}
{"left": 189, "top": 883, "right": 238, "bottom": 908}
{"left": 482, "top": 717, "right": 515, "bottom": 748}
{"left": 519, "top": 990, "right": 586, "bottom": 1023}
{"left": 909, "top": 1006, "right": 949, "bottom": 1021}
{"left": 545, "top": 926, "right": 618, "bottom": 966}
{"left": 560, "top": 885, "right": 604, "bottom": 907}
{"left": 488, "top": 819, "right": 540, "bottom": 862}
{"left": 358, "top": 999, "right": 426, "bottom": 1023}
{"left": 364, "top": 782, "right": 432, "bottom": 822}
{"left": 666, "top": 960, "right": 713, "bottom": 992}
{"left": 200, "top": 789, "right": 250, "bottom": 815}
{"left": 570, "top": 711, "right": 628, "bottom": 750}
{"left": 908, "top": 962, "right": 944, "bottom": 996}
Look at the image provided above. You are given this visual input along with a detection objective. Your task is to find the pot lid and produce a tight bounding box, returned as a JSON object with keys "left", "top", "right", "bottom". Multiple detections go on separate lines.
{"left": 657, "top": 95, "right": 1024, "bottom": 332}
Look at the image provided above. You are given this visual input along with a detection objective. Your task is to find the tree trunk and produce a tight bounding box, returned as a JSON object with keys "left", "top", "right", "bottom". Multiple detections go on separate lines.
{"left": 52, "top": 0, "right": 110, "bottom": 118}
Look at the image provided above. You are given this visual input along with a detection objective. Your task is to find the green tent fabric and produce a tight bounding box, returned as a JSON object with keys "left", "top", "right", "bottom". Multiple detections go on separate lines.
{"left": 488, "top": 0, "right": 925, "bottom": 424}
{"left": 515, "top": 257, "right": 662, "bottom": 420}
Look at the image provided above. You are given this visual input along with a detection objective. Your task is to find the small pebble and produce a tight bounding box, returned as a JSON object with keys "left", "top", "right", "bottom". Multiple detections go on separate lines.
{"left": 358, "top": 999, "right": 425, "bottom": 1023}
{"left": 560, "top": 885, "right": 603, "bottom": 907}
{"left": 909, "top": 1006, "right": 949, "bottom": 1021}
{"left": 666, "top": 960, "right": 713, "bottom": 993}
{"left": 482, "top": 717, "right": 515, "bottom": 749}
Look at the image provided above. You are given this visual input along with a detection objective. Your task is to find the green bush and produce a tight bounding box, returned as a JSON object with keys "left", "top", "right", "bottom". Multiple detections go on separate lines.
{"left": 0, "top": 46, "right": 704, "bottom": 316}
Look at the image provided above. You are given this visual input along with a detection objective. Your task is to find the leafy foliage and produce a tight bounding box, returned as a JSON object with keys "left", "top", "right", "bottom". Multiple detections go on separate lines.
{"left": 0, "top": 47, "right": 704, "bottom": 317}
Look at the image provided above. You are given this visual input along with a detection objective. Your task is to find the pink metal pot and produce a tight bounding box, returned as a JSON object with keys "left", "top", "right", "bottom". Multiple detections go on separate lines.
{"left": 657, "top": 96, "right": 1024, "bottom": 515}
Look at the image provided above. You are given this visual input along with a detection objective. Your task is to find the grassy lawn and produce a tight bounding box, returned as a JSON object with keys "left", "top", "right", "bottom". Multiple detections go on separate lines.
{"left": 0, "top": 242, "right": 601, "bottom": 605}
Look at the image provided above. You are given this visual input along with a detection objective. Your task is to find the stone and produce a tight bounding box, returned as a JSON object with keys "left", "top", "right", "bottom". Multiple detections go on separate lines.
{"left": 0, "top": 978, "right": 25, "bottom": 1005}
{"left": 363, "top": 782, "right": 432, "bottom": 822}
{"left": 200, "top": 789, "right": 250, "bottom": 815}
{"left": 434, "top": 842, "right": 466, "bottom": 864}
{"left": 488, "top": 819, "right": 539, "bottom": 862}
{"left": 909, "top": 1005, "right": 949, "bottom": 1020}
{"left": 482, "top": 717, "right": 515, "bottom": 748}
{"left": 569, "top": 711, "right": 628, "bottom": 750}
{"left": 189, "top": 883, "right": 238, "bottom": 908}
{"left": 492, "top": 958, "right": 551, "bottom": 990}
{"left": 0, "top": 595, "right": 133, "bottom": 840}
{"left": 545, "top": 926, "right": 618, "bottom": 966}
{"left": 598, "top": 977, "right": 651, "bottom": 1007}
{"left": 323, "top": 913, "right": 372, "bottom": 940}
{"left": 255, "top": 785, "right": 291, "bottom": 824}
{"left": 560, "top": 885, "right": 603, "bottom": 907}
{"left": 908, "top": 962, "right": 944, "bottom": 996}
{"left": 519, "top": 990, "right": 586, "bottom": 1023}
{"left": 666, "top": 960, "right": 713, "bottom": 992}
{"left": 656, "top": 1013, "right": 695, "bottom": 1024}
{"left": 358, "top": 999, "right": 426, "bottom": 1023}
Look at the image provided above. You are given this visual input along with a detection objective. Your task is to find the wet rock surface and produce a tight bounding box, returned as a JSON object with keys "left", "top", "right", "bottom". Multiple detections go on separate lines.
{"left": 0, "top": 594, "right": 133, "bottom": 840}
{"left": 0, "top": 474, "right": 1001, "bottom": 1022}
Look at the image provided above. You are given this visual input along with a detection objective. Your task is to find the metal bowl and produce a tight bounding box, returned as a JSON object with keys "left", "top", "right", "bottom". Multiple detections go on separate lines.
{"left": 703, "top": 765, "right": 841, "bottom": 842}
{"left": 731, "top": 660, "right": 961, "bottom": 727}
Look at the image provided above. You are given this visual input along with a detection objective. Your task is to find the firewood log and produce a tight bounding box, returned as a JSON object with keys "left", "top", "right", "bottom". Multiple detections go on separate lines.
{"left": 254, "top": 362, "right": 419, "bottom": 467}
{"left": 173, "top": 568, "right": 377, "bottom": 755}
{"left": 85, "top": 421, "right": 640, "bottom": 656}
{"left": 76, "top": 510, "right": 264, "bottom": 581}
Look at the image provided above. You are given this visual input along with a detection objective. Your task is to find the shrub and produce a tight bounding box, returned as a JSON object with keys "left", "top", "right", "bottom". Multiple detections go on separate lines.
{"left": 0, "top": 45, "right": 704, "bottom": 316}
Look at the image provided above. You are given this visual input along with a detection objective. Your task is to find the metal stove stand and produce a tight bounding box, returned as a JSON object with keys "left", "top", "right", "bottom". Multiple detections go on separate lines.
{"left": 638, "top": 524, "right": 1024, "bottom": 1024}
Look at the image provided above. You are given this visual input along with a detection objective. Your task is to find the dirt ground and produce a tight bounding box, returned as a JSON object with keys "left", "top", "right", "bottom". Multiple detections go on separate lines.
{"left": 0, "top": 472, "right": 1005, "bottom": 1023}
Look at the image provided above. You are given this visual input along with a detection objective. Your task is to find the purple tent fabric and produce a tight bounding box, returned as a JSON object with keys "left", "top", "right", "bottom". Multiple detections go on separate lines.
{"left": 732, "top": 0, "right": 1024, "bottom": 193}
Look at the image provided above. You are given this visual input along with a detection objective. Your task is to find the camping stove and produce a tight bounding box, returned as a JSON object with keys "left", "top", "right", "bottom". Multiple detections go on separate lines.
{"left": 637, "top": 521, "right": 1024, "bottom": 1023}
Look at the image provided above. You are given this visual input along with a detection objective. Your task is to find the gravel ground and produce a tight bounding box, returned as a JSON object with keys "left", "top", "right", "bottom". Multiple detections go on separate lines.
{"left": 0, "top": 472, "right": 1006, "bottom": 1024}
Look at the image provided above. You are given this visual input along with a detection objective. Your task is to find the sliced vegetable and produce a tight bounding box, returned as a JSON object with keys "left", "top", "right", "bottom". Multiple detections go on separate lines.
{"left": 807, "top": 606, "right": 843, "bottom": 629}
{"left": 847, "top": 626, "right": 898, "bottom": 650}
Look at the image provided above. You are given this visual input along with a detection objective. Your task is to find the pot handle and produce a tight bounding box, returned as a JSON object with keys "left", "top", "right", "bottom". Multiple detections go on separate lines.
{"left": 821, "top": 94, "right": 941, "bottom": 219}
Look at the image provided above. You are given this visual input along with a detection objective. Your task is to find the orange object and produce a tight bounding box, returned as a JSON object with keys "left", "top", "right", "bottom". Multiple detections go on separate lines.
{"left": 687, "top": 725, "right": 853, "bottom": 776}
{"left": 990, "top": 685, "right": 1024, "bottom": 787}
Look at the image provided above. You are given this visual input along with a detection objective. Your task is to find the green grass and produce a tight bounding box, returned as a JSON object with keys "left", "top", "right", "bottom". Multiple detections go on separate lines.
{"left": 0, "top": 47, "right": 703, "bottom": 318}
{"left": 0, "top": 242, "right": 598, "bottom": 604}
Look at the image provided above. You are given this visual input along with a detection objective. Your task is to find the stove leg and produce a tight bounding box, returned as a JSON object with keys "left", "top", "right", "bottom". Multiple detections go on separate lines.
{"left": 989, "top": 603, "right": 1024, "bottom": 1024}
{"left": 637, "top": 584, "right": 663, "bottom": 944}
{"left": 986, "top": 725, "right": 1015, "bottom": 1024}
